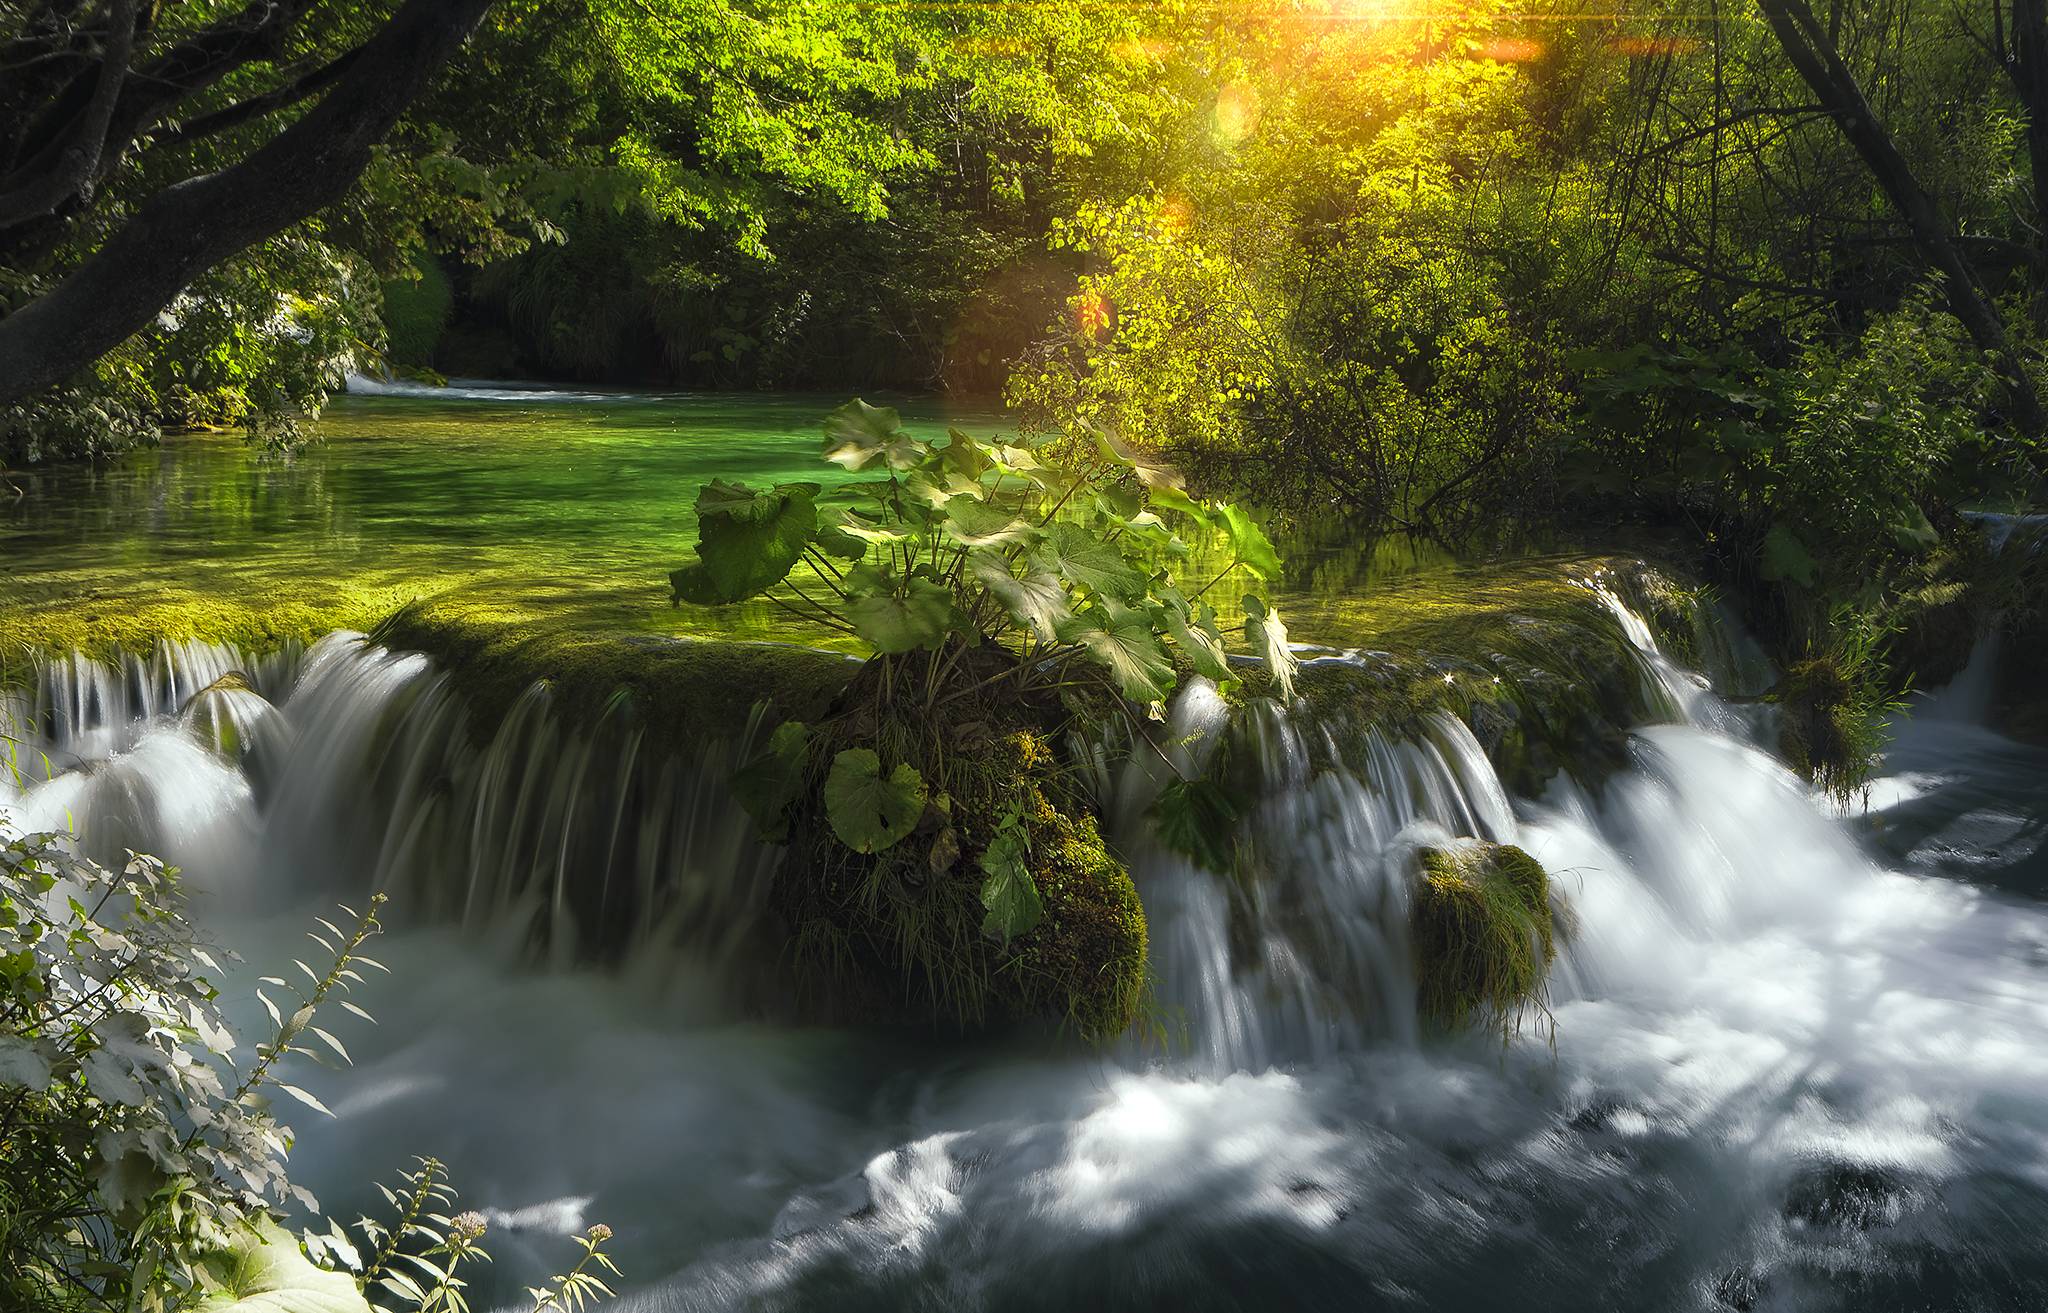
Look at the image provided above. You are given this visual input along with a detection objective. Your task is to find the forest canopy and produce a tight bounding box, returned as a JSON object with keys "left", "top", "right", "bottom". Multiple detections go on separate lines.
{"left": 2, "top": 0, "right": 2045, "bottom": 658}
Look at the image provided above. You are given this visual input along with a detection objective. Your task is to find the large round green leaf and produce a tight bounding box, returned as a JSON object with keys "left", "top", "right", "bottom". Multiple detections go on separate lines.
{"left": 823, "top": 748, "right": 927, "bottom": 854}
{"left": 944, "top": 495, "right": 1042, "bottom": 548}
{"left": 1156, "top": 590, "right": 1232, "bottom": 681}
{"left": 731, "top": 720, "right": 812, "bottom": 842}
{"left": 1059, "top": 608, "right": 1176, "bottom": 702}
{"left": 1244, "top": 594, "right": 1298, "bottom": 699}
{"left": 846, "top": 576, "right": 962, "bottom": 653}
{"left": 1036, "top": 521, "right": 1147, "bottom": 601}
{"left": 689, "top": 480, "right": 820, "bottom": 602}
{"left": 971, "top": 551, "right": 1072, "bottom": 643}
{"left": 822, "top": 398, "right": 927, "bottom": 472}
{"left": 1213, "top": 504, "right": 1282, "bottom": 580}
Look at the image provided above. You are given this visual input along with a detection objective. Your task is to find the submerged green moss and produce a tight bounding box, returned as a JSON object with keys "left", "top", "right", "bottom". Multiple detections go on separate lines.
{"left": 1412, "top": 842, "right": 1556, "bottom": 1040}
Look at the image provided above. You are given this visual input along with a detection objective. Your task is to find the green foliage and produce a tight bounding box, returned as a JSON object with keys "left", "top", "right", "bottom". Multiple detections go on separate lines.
{"left": 0, "top": 815, "right": 618, "bottom": 1313}
{"left": 669, "top": 398, "right": 1295, "bottom": 716}
{"left": 1772, "top": 611, "right": 1905, "bottom": 801}
{"left": 822, "top": 748, "right": 928, "bottom": 855}
{"left": 0, "top": 826, "right": 382, "bottom": 1310}
{"left": 976, "top": 808, "right": 1044, "bottom": 944}
{"left": 193, "top": 1216, "right": 367, "bottom": 1313}
{"left": 379, "top": 255, "right": 455, "bottom": 370}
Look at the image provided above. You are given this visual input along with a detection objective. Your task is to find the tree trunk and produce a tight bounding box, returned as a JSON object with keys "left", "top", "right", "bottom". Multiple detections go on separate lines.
{"left": 0, "top": 0, "right": 494, "bottom": 406}
{"left": 1755, "top": 0, "right": 2047, "bottom": 437}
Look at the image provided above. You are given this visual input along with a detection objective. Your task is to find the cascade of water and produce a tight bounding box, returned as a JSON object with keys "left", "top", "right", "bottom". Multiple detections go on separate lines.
{"left": 10, "top": 580, "right": 2048, "bottom": 1309}
{"left": 1, "top": 632, "right": 782, "bottom": 1000}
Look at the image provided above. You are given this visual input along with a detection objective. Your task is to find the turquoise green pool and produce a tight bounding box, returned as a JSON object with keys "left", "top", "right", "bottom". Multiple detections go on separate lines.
{"left": 0, "top": 383, "right": 1011, "bottom": 654}
{"left": 1, "top": 379, "right": 1598, "bottom": 667}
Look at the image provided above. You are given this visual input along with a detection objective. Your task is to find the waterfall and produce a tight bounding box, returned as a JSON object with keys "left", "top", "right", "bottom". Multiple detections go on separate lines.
{"left": 7, "top": 576, "right": 2048, "bottom": 1309}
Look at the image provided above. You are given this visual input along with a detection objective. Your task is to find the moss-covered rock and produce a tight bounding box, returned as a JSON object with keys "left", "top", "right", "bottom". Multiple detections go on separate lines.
{"left": 1412, "top": 842, "right": 1556, "bottom": 1039}
{"left": 1265, "top": 557, "right": 1692, "bottom": 792}
{"left": 776, "top": 708, "right": 1147, "bottom": 1041}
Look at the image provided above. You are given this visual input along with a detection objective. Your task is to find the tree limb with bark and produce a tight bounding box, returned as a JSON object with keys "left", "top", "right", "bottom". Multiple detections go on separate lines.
{"left": 0, "top": 0, "right": 496, "bottom": 406}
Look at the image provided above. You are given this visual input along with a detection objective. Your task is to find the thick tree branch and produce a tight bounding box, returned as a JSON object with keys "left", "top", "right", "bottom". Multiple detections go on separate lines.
{"left": 144, "top": 45, "right": 363, "bottom": 151}
{"left": 0, "top": 0, "right": 495, "bottom": 404}
{"left": 0, "top": 0, "right": 138, "bottom": 229}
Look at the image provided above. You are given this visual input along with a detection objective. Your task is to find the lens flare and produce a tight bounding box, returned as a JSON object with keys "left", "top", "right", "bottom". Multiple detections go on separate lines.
{"left": 1474, "top": 36, "right": 1546, "bottom": 62}
{"left": 1214, "top": 82, "right": 1261, "bottom": 145}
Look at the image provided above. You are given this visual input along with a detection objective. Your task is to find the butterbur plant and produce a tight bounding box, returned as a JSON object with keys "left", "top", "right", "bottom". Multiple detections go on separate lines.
{"left": 668, "top": 399, "right": 1297, "bottom": 934}
{"left": 671, "top": 398, "right": 1294, "bottom": 705}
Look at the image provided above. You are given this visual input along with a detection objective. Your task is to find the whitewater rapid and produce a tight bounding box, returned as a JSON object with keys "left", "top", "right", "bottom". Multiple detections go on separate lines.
{"left": 5, "top": 603, "right": 2048, "bottom": 1310}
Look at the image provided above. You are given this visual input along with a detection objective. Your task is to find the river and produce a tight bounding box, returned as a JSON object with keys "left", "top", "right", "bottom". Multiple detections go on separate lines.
{"left": 5, "top": 383, "right": 2048, "bottom": 1311}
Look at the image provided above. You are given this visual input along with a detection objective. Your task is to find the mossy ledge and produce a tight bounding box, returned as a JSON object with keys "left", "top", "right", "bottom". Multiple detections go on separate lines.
{"left": 372, "top": 593, "right": 856, "bottom": 752}
{"left": 1253, "top": 556, "right": 1701, "bottom": 792}
{"left": 1412, "top": 842, "right": 1557, "bottom": 1040}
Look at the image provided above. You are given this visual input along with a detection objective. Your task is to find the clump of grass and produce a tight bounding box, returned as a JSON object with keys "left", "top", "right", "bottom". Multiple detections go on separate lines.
{"left": 1773, "top": 611, "right": 1901, "bottom": 802}
{"left": 1411, "top": 842, "right": 1557, "bottom": 1043}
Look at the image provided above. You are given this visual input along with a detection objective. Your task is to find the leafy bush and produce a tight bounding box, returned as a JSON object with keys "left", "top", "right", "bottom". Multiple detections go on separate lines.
{"left": 0, "top": 821, "right": 615, "bottom": 1312}
{"left": 669, "top": 398, "right": 1295, "bottom": 938}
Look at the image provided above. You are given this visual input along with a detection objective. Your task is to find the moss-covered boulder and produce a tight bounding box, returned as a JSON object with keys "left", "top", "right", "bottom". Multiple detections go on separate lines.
{"left": 775, "top": 713, "right": 1147, "bottom": 1041}
{"left": 1412, "top": 842, "right": 1556, "bottom": 1039}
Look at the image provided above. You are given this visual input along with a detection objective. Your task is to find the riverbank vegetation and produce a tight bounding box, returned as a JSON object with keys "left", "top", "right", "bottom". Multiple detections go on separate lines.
{"left": 0, "top": 824, "right": 618, "bottom": 1312}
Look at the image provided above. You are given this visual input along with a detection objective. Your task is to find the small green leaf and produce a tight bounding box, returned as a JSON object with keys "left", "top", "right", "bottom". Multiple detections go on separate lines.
{"left": 822, "top": 398, "right": 927, "bottom": 472}
{"left": 1036, "top": 521, "right": 1148, "bottom": 600}
{"left": 944, "top": 495, "right": 1043, "bottom": 548}
{"left": 1147, "top": 482, "right": 1210, "bottom": 523}
{"left": 813, "top": 523, "right": 868, "bottom": 561}
{"left": 823, "top": 749, "right": 927, "bottom": 854}
{"left": 939, "top": 428, "right": 993, "bottom": 482}
{"left": 1244, "top": 594, "right": 1299, "bottom": 699}
{"left": 1156, "top": 591, "right": 1232, "bottom": 680}
{"left": 846, "top": 576, "right": 962, "bottom": 653}
{"left": 731, "top": 721, "right": 811, "bottom": 842}
{"left": 978, "top": 814, "right": 1043, "bottom": 943}
{"left": 1150, "top": 775, "right": 1244, "bottom": 873}
{"left": 971, "top": 551, "right": 1073, "bottom": 643}
{"left": 1092, "top": 425, "right": 1185, "bottom": 491}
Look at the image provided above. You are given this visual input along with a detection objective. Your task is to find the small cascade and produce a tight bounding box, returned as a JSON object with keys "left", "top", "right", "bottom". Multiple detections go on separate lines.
{"left": 1, "top": 632, "right": 782, "bottom": 1002}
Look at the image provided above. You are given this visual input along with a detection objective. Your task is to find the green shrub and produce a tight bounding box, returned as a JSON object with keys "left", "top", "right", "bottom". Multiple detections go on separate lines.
{"left": 0, "top": 821, "right": 616, "bottom": 1312}
{"left": 380, "top": 255, "right": 455, "bottom": 370}
{"left": 670, "top": 399, "right": 1293, "bottom": 1022}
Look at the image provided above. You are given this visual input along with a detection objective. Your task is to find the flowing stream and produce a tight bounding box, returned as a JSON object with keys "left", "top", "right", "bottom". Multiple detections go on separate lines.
{"left": 5, "top": 587, "right": 2048, "bottom": 1311}
{"left": 5, "top": 387, "right": 2048, "bottom": 1310}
